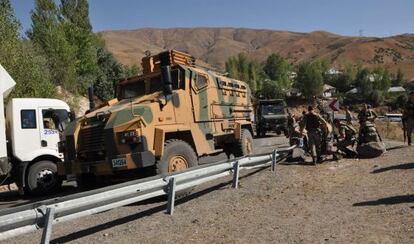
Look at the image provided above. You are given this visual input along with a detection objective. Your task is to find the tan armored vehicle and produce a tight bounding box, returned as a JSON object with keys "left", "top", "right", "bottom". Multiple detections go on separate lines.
{"left": 58, "top": 50, "right": 254, "bottom": 185}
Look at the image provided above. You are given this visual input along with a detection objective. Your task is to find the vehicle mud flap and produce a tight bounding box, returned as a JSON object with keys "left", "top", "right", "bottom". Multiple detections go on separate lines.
{"left": 0, "top": 156, "right": 10, "bottom": 176}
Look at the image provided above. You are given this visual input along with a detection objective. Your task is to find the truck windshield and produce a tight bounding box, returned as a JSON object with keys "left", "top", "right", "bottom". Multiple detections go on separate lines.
{"left": 261, "top": 105, "right": 284, "bottom": 115}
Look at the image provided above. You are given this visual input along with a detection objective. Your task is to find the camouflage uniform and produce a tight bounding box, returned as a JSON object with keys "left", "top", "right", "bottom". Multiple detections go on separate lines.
{"left": 335, "top": 121, "right": 357, "bottom": 156}
{"left": 300, "top": 112, "right": 327, "bottom": 163}
{"left": 403, "top": 99, "right": 414, "bottom": 145}
{"left": 357, "top": 108, "right": 377, "bottom": 124}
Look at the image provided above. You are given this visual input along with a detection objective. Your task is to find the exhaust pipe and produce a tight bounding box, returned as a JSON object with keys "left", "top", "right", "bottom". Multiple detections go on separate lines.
{"left": 159, "top": 52, "right": 173, "bottom": 95}
{"left": 88, "top": 86, "right": 95, "bottom": 110}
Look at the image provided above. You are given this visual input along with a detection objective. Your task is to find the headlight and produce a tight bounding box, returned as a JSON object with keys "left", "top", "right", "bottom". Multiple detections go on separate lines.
{"left": 119, "top": 130, "right": 140, "bottom": 144}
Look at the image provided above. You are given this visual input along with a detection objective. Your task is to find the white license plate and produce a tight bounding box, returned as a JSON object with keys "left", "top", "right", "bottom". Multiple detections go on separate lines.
{"left": 112, "top": 158, "right": 127, "bottom": 168}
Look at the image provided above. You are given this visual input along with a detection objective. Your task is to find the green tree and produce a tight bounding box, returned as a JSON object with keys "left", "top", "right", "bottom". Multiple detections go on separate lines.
{"left": 29, "top": 0, "right": 77, "bottom": 92}
{"left": 225, "top": 53, "right": 261, "bottom": 93}
{"left": 296, "top": 61, "right": 324, "bottom": 99}
{"left": 393, "top": 68, "right": 404, "bottom": 86}
{"left": 354, "top": 67, "right": 373, "bottom": 97}
{"left": 93, "top": 42, "right": 139, "bottom": 101}
{"left": 60, "top": 0, "right": 98, "bottom": 90}
{"left": 263, "top": 53, "right": 292, "bottom": 88}
{"left": 329, "top": 63, "right": 356, "bottom": 93}
{"left": 0, "top": 0, "right": 55, "bottom": 98}
{"left": 371, "top": 66, "right": 391, "bottom": 91}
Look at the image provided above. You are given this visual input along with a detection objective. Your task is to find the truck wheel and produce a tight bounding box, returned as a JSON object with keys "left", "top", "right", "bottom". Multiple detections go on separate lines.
{"left": 156, "top": 139, "right": 198, "bottom": 197}
{"left": 26, "top": 160, "right": 62, "bottom": 196}
{"left": 232, "top": 129, "right": 254, "bottom": 157}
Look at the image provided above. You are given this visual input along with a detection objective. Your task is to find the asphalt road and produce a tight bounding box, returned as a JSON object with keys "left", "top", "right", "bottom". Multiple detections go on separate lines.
{"left": 0, "top": 134, "right": 289, "bottom": 210}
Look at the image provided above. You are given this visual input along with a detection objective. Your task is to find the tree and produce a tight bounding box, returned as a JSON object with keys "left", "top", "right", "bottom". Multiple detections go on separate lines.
{"left": 225, "top": 53, "right": 262, "bottom": 93}
{"left": 30, "top": 0, "right": 77, "bottom": 92}
{"left": 263, "top": 53, "right": 292, "bottom": 88}
{"left": 0, "top": 0, "right": 55, "bottom": 98}
{"left": 371, "top": 66, "right": 391, "bottom": 91}
{"left": 60, "top": 0, "right": 98, "bottom": 90}
{"left": 393, "top": 68, "right": 404, "bottom": 86}
{"left": 296, "top": 61, "right": 324, "bottom": 99}
{"left": 354, "top": 67, "right": 373, "bottom": 97}
{"left": 328, "top": 63, "right": 356, "bottom": 93}
{"left": 93, "top": 41, "right": 139, "bottom": 101}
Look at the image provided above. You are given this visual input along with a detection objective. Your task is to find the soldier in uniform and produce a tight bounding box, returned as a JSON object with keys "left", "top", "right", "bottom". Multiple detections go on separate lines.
{"left": 300, "top": 106, "right": 328, "bottom": 165}
{"left": 345, "top": 106, "right": 353, "bottom": 125}
{"left": 358, "top": 104, "right": 377, "bottom": 125}
{"left": 333, "top": 119, "right": 357, "bottom": 157}
{"left": 403, "top": 91, "right": 414, "bottom": 145}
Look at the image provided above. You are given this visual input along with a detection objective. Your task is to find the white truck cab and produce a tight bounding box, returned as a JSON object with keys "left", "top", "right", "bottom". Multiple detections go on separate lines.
{"left": 1, "top": 65, "right": 73, "bottom": 195}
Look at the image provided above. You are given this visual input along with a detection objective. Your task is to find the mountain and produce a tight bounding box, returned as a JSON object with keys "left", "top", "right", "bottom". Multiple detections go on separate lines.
{"left": 99, "top": 27, "right": 414, "bottom": 80}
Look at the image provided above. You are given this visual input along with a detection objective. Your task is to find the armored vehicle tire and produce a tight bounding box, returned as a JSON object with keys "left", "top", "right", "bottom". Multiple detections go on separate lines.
{"left": 156, "top": 139, "right": 198, "bottom": 197}
{"left": 25, "top": 160, "right": 62, "bottom": 196}
{"left": 232, "top": 129, "right": 254, "bottom": 157}
{"left": 156, "top": 139, "right": 198, "bottom": 174}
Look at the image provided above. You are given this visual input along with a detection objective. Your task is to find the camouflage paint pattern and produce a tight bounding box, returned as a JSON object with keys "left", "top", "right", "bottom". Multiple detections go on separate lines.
{"left": 58, "top": 50, "right": 253, "bottom": 176}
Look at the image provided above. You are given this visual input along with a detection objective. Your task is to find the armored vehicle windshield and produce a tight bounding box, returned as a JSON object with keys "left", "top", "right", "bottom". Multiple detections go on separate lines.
{"left": 118, "top": 68, "right": 184, "bottom": 100}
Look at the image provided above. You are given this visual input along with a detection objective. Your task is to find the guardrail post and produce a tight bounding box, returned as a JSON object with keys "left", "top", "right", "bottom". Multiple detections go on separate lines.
{"left": 232, "top": 161, "right": 240, "bottom": 189}
{"left": 271, "top": 149, "right": 277, "bottom": 173}
{"left": 166, "top": 177, "right": 176, "bottom": 215}
{"left": 40, "top": 207, "right": 55, "bottom": 244}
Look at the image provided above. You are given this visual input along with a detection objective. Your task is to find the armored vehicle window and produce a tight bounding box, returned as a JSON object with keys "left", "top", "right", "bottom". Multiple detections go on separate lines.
{"left": 21, "top": 110, "right": 37, "bottom": 129}
{"left": 195, "top": 74, "right": 208, "bottom": 90}
{"left": 121, "top": 81, "right": 146, "bottom": 99}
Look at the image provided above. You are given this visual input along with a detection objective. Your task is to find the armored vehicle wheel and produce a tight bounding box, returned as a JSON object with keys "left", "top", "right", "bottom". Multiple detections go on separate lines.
{"left": 233, "top": 129, "right": 254, "bottom": 157}
{"left": 156, "top": 139, "right": 198, "bottom": 197}
{"left": 157, "top": 139, "right": 198, "bottom": 174}
{"left": 25, "top": 160, "right": 62, "bottom": 196}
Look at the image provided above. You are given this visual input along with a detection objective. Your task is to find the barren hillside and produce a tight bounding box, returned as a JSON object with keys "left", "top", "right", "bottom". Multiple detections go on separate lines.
{"left": 100, "top": 28, "right": 414, "bottom": 79}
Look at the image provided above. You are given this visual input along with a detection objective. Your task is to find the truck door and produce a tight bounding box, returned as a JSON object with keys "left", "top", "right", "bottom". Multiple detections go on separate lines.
{"left": 38, "top": 108, "right": 68, "bottom": 155}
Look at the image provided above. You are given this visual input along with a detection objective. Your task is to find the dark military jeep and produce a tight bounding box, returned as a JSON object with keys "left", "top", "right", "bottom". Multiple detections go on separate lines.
{"left": 255, "top": 99, "right": 288, "bottom": 137}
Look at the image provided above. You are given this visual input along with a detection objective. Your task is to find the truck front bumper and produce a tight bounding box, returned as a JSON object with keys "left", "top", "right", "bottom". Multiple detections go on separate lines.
{"left": 58, "top": 151, "right": 155, "bottom": 176}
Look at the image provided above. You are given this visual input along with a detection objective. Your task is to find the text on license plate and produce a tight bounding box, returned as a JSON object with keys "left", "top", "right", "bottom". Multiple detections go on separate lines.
{"left": 112, "top": 158, "right": 127, "bottom": 168}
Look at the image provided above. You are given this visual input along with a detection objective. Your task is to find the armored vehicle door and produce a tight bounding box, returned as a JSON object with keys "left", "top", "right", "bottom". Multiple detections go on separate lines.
{"left": 190, "top": 71, "right": 211, "bottom": 122}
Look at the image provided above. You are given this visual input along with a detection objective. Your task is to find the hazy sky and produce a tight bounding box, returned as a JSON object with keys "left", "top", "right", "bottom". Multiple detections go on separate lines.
{"left": 11, "top": 0, "right": 414, "bottom": 37}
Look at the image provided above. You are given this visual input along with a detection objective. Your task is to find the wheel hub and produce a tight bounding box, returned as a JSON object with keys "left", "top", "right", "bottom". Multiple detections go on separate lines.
{"left": 37, "top": 168, "right": 55, "bottom": 188}
{"left": 168, "top": 155, "right": 189, "bottom": 172}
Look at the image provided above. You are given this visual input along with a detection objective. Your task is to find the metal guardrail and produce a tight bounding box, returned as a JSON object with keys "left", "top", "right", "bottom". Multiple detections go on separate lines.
{"left": 0, "top": 145, "right": 295, "bottom": 244}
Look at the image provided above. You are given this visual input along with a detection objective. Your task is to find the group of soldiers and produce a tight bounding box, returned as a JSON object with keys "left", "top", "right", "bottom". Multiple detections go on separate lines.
{"left": 286, "top": 93, "right": 414, "bottom": 165}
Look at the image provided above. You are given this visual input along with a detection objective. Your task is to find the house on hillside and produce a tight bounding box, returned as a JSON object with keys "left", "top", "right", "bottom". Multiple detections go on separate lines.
{"left": 326, "top": 68, "right": 342, "bottom": 75}
{"left": 323, "top": 84, "right": 336, "bottom": 98}
{"left": 388, "top": 86, "right": 406, "bottom": 94}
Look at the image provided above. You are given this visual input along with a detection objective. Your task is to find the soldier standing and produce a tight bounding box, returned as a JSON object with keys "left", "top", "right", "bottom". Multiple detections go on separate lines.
{"left": 358, "top": 104, "right": 377, "bottom": 125}
{"left": 300, "top": 106, "right": 328, "bottom": 165}
{"left": 403, "top": 91, "right": 414, "bottom": 145}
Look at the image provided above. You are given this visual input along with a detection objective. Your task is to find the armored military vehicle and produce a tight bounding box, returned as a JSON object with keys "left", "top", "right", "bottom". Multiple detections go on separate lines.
{"left": 255, "top": 99, "right": 288, "bottom": 137}
{"left": 58, "top": 50, "right": 254, "bottom": 185}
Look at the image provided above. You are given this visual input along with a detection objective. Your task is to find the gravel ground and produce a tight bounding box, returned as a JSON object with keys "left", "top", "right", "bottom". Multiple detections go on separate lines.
{"left": 3, "top": 137, "right": 414, "bottom": 244}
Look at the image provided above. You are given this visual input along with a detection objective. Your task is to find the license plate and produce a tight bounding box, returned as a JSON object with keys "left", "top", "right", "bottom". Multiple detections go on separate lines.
{"left": 112, "top": 158, "right": 127, "bottom": 168}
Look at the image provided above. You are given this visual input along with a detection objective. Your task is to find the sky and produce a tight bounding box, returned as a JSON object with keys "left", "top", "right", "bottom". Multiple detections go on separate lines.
{"left": 11, "top": 0, "right": 414, "bottom": 37}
